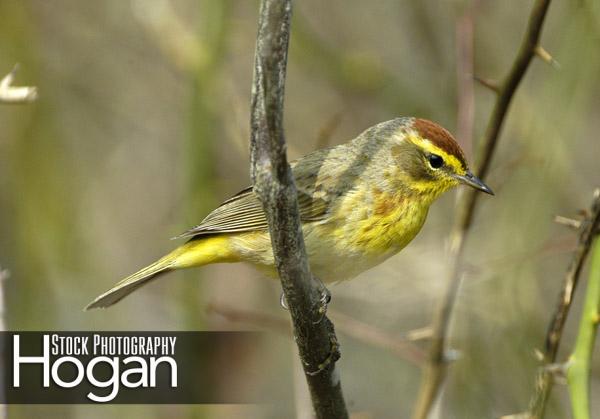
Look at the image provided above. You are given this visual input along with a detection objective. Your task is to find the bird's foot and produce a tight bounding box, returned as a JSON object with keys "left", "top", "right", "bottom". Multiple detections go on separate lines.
{"left": 312, "top": 277, "right": 331, "bottom": 324}
{"left": 278, "top": 277, "right": 331, "bottom": 323}
{"left": 304, "top": 328, "right": 340, "bottom": 376}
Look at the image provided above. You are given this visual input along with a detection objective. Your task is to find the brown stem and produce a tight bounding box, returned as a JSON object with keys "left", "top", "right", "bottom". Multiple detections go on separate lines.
{"left": 249, "top": 1, "right": 348, "bottom": 418}
{"left": 412, "top": 1, "right": 553, "bottom": 418}
{"left": 455, "top": 4, "right": 476, "bottom": 159}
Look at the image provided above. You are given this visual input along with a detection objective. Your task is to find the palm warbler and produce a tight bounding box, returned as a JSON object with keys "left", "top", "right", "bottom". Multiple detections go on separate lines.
{"left": 86, "top": 117, "right": 492, "bottom": 310}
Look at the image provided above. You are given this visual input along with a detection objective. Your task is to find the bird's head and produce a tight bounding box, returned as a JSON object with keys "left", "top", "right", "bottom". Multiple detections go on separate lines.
{"left": 391, "top": 118, "right": 494, "bottom": 199}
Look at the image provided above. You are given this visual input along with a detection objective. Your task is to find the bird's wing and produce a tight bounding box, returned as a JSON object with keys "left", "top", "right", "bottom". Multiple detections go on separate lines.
{"left": 175, "top": 165, "right": 332, "bottom": 239}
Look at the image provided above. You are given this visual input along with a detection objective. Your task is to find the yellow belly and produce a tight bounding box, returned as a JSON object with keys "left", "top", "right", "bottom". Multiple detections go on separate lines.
{"left": 227, "top": 191, "right": 430, "bottom": 282}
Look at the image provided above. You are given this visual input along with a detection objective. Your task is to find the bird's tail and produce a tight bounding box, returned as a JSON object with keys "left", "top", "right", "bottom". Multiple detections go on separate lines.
{"left": 84, "top": 235, "right": 235, "bottom": 310}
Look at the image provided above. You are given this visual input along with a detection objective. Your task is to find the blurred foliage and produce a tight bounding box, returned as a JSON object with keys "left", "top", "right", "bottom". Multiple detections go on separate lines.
{"left": 0, "top": 0, "right": 599, "bottom": 418}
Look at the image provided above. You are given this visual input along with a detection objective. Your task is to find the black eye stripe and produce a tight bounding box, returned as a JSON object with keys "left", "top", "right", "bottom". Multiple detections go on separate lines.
{"left": 428, "top": 154, "right": 444, "bottom": 169}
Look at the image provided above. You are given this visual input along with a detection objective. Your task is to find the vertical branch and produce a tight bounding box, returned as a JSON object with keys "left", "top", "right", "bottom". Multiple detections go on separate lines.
{"left": 527, "top": 191, "right": 600, "bottom": 418}
{"left": 567, "top": 235, "right": 600, "bottom": 419}
{"left": 412, "top": 1, "right": 553, "bottom": 418}
{"left": 455, "top": 3, "right": 477, "bottom": 159}
{"left": 249, "top": 1, "right": 348, "bottom": 418}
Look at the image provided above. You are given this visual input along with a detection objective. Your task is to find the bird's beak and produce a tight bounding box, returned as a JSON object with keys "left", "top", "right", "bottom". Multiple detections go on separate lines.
{"left": 453, "top": 171, "right": 494, "bottom": 195}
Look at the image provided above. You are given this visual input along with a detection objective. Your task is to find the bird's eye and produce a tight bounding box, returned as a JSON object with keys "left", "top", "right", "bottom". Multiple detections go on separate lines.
{"left": 428, "top": 154, "right": 444, "bottom": 169}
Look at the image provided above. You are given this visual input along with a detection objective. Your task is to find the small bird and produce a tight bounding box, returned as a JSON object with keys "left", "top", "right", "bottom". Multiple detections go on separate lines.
{"left": 86, "top": 117, "right": 493, "bottom": 310}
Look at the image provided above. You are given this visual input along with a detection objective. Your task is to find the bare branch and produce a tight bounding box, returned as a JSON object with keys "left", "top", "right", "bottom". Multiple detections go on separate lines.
{"left": 406, "top": 326, "right": 434, "bottom": 342}
{"left": 554, "top": 215, "right": 582, "bottom": 230}
{"left": 207, "top": 303, "right": 291, "bottom": 333}
{"left": 249, "top": 1, "right": 348, "bottom": 417}
{"left": 208, "top": 303, "right": 425, "bottom": 365}
{"left": 412, "top": 1, "right": 553, "bottom": 418}
{"left": 526, "top": 190, "right": 600, "bottom": 418}
{"left": 0, "top": 65, "right": 37, "bottom": 104}
{"left": 328, "top": 310, "right": 424, "bottom": 366}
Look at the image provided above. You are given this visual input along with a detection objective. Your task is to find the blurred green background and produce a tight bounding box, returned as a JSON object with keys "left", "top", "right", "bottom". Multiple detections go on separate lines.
{"left": 0, "top": 0, "right": 599, "bottom": 418}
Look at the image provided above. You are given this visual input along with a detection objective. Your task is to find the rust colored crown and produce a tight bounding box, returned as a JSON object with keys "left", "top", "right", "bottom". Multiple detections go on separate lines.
{"left": 413, "top": 118, "right": 467, "bottom": 169}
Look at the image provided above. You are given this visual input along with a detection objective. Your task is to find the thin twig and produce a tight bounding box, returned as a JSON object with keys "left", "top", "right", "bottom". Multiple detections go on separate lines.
{"left": 526, "top": 190, "right": 600, "bottom": 418}
{"left": 406, "top": 326, "right": 434, "bottom": 342}
{"left": 0, "top": 65, "right": 37, "bottom": 104}
{"left": 473, "top": 75, "right": 500, "bottom": 93}
{"left": 329, "top": 310, "right": 424, "bottom": 366}
{"left": 534, "top": 45, "right": 560, "bottom": 69}
{"left": 208, "top": 303, "right": 425, "bottom": 365}
{"left": 554, "top": 215, "right": 582, "bottom": 230}
{"left": 249, "top": 1, "right": 348, "bottom": 418}
{"left": 207, "top": 303, "right": 291, "bottom": 333}
{"left": 566, "top": 236, "right": 600, "bottom": 419}
{"left": 412, "top": 1, "right": 553, "bottom": 418}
